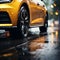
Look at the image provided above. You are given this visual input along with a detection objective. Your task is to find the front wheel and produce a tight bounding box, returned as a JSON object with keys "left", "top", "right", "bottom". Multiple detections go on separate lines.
{"left": 17, "top": 5, "right": 29, "bottom": 38}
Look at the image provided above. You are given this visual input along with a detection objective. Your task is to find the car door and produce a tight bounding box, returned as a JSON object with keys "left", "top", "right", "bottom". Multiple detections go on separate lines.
{"left": 29, "top": 0, "right": 45, "bottom": 26}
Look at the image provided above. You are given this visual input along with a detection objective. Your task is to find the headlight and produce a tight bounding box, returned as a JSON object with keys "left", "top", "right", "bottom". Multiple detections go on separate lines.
{"left": 0, "top": 0, "right": 12, "bottom": 3}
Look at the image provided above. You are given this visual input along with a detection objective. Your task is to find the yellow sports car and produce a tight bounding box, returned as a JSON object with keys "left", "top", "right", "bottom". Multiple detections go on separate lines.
{"left": 0, "top": 0, "right": 48, "bottom": 37}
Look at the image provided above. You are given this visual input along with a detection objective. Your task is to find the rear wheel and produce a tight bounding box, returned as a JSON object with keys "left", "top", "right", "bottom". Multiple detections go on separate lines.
{"left": 40, "top": 26, "right": 47, "bottom": 33}
{"left": 39, "top": 12, "right": 48, "bottom": 33}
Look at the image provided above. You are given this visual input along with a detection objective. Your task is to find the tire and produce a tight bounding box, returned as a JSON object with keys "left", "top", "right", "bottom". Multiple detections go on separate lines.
{"left": 17, "top": 5, "right": 29, "bottom": 38}
{"left": 39, "top": 12, "right": 48, "bottom": 33}
{"left": 5, "top": 6, "right": 29, "bottom": 39}
{"left": 40, "top": 26, "right": 47, "bottom": 33}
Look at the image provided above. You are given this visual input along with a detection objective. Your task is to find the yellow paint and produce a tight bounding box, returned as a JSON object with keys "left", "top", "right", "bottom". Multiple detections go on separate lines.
{"left": 0, "top": 24, "right": 12, "bottom": 26}
{"left": 0, "top": 0, "right": 47, "bottom": 27}
{"left": 31, "top": 18, "right": 44, "bottom": 24}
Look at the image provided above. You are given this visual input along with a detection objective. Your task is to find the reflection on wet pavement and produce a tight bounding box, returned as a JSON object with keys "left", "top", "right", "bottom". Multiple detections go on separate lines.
{"left": 0, "top": 26, "right": 60, "bottom": 60}
{"left": 28, "top": 27, "right": 59, "bottom": 60}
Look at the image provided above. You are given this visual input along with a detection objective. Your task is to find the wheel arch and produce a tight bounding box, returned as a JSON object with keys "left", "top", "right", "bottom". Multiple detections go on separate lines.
{"left": 17, "top": 3, "right": 30, "bottom": 26}
{"left": 44, "top": 11, "right": 48, "bottom": 27}
{"left": 45, "top": 11, "right": 48, "bottom": 22}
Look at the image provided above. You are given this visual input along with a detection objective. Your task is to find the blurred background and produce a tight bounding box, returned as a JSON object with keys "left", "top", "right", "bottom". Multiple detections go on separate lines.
{"left": 44, "top": 0, "right": 60, "bottom": 26}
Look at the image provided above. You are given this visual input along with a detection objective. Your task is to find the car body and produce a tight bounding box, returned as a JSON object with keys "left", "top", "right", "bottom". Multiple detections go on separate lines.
{"left": 0, "top": 0, "right": 48, "bottom": 37}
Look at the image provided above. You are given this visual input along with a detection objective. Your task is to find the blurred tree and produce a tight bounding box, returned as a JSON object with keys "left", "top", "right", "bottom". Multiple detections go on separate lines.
{"left": 43, "top": 0, "right": 54, "bottom": 19}
{"left": 53, "top": 0, "right": 60, "bottom": 19}
{"left": 54, "top": 0, "right": 60, "bottom": 10}
{"left": 43, "top": 0, "right": 60, "bottom": 20}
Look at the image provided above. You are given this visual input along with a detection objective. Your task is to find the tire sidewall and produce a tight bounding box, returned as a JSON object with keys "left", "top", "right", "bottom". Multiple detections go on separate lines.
{"left": 17, "top": 6, "right": 29, "bottom": 38}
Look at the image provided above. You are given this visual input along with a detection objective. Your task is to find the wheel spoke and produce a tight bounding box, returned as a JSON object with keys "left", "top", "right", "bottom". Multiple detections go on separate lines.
{"left": 20, "top": 6, "right": 29, "bottom": 37}
{"left": 21, "top": 7, "right": 28, "bottom": 21}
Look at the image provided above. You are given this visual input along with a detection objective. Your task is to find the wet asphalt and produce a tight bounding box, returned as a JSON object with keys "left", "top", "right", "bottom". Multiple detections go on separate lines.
{"left": 0, "top": 25, "right": 60, "bottom": 60}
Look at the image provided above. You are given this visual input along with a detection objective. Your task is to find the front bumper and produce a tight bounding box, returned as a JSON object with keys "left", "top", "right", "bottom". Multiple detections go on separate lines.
{"left": 0, "top": 0, "right": 21, "bottom": 26}
{"left": 0, "top": 24, "right": 17, "bottom": 29}
{"left": 0, "top": 26, "right": 17, "bottom": 30}
{"left": 0, "top": 11, "right": 11, "bottom": 24}
{"left": 0, "top": 24, "right": 12, "bottom": 27}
